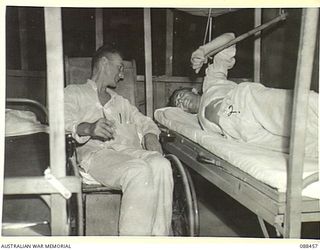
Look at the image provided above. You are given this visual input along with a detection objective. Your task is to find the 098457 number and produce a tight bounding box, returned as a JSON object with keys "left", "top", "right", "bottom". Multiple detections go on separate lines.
{"left": 300, "top": 244, "right": 319, "bottom": 249}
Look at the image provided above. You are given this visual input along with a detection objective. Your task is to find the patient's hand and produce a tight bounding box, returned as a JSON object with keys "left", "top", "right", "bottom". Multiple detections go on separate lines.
{"left": 89, "top": 118, "right": 115, "bottom": 141}
{"left": 144, "top": 133, "right": 163, "bottom": 154}
{"left": 191, "top": 48, "right": 207, "bottom": 74}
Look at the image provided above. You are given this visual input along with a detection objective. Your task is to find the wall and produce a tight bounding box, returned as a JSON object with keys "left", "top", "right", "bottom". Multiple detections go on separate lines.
{"left": 261, "top": 9, "right": 319, "bottom": 92}
{"left": 6, "top": 70, "right": 47, "bottom": 106}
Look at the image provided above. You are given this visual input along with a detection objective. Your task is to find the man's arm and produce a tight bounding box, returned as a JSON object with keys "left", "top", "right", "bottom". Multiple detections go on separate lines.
{"left": 64, "top": 85, "right": 115, "bottom": 143}
{"left": 125, "top": 99, "right": 161, "bottom": 138}
{"left": 204, "top": 101, "right": 221, "bottom": 125}
{"left": 121, "top": 99, "right": 162, "bottom": 153}
{"left": 143, "top": 133, "right": 163, "bottom": 154}
{"left": 191, "top": 33, "right": 235, "bottom": 74}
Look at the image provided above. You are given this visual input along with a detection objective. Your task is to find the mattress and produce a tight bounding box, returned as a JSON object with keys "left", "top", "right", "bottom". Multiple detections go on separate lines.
{"left": 155, "top": 107, "right": 320, "bottom": 199}
{"left": 3, "top": 109, "right": 50, "bottom": 236}
{"left": 5, "top": 109, "right": 49, "bottom": 137}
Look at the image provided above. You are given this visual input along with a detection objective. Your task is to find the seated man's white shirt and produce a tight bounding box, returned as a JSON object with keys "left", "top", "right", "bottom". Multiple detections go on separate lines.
{"left": 64, "top": 79, "right": 172, "bottom": 236}
{"left": 64, "top": 79, "right": 161, "bottom": 170}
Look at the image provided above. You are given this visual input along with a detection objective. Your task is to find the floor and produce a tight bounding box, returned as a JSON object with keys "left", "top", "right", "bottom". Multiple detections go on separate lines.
{"left": 2, "top": 167, "right": 319, "bottom": 238}
{"left": 191, "top": 170, "right": 320, "bottom": 238}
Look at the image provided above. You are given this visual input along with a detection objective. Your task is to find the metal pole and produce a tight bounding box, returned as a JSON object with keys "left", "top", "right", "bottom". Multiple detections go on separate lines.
{"left": 206, "top": 12, "right": 287, "bottom": 57}
{"left": 18, "top": 8, "right": 28, "bottom": 70}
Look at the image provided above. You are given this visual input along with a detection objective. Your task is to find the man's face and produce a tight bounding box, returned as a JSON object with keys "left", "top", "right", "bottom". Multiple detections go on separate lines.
{"left": 106, "top": 53, "right": 124, "bottom": 87}
{"left": 174, "top": 89, "right": 200, "bottom": 114}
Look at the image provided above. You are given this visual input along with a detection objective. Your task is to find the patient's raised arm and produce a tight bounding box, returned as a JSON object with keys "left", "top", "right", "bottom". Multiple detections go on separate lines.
{"left": 191, "top": 33, "right": 235, "bottom": 74}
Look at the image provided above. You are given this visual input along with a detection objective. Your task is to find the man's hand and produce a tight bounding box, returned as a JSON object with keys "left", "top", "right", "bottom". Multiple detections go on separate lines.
{"left": 77, "top": 118, "right": 115, "bottom": 141}
{"left": 144, "top": 133, "right": 163, "bottom": 154}
{"left": 191, "top": 47, "right": 208, "bottom": 74}
{"left": 89, "top": 118, "right": 116, "bottom": 141}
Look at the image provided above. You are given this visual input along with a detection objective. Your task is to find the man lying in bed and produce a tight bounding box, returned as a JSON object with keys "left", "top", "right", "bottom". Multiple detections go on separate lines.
{"left": 170, "top": 33, "right": 318, "bottom": 158}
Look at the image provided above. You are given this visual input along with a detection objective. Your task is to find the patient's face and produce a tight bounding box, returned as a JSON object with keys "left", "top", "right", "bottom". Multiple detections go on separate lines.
{"left": 174, "top": 89, "right": 200, "bottom": 114}
{"left": 106, "top": 53, "right": 124, "bottom": 87}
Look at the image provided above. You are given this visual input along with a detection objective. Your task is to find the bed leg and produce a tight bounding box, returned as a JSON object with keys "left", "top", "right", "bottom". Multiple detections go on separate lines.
{"left": 273, "top": 216, "right": 284, "bottom": 238}
{"left": 257, "top": 216, "right": 270, "bottom": 238}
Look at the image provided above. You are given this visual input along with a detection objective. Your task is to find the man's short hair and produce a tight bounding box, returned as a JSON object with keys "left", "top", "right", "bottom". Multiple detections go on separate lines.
{"left": 91, "top": 44, "right": 123, "bottom": 71}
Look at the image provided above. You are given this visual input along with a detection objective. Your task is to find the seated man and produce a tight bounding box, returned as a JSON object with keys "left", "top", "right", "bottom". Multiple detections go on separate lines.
{"left": 64, "top": 45, "right": 173, "bottom": 236}
{"left": 171, "top": 33, "right": 318, "bottom": 158}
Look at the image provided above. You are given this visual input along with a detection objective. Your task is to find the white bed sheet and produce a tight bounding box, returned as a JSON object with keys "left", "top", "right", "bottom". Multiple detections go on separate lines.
{"left": 5, "top": 109, "right": 49, "bottom": 137}
{"left": 155, "top": 107, "right": 319, "bottom": 199}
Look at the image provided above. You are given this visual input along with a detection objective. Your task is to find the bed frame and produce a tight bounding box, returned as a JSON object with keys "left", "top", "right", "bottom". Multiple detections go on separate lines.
{"left": 158, "top": 8, "right": 320, "bottom": 238}
{"left": 160, "top": 129, "right": 319, "bottom": 238}
{"left": 3, "top": 98, "right": 82, "bottom": 236}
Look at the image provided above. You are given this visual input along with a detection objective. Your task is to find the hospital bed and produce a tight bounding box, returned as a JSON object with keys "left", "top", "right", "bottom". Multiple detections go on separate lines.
{"left": 153, "top": 8, "right": 320, "bottom": 238}
{"left": 155, "top": 107, "right": 319, "bottom": 238}
{"left": 3, "top": 98, "right": 82, "bottom": 236}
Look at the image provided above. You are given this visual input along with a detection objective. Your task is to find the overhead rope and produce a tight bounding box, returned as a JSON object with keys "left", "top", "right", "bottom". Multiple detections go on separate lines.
{"left": 202, "top": 8, "right": 212, "bottom": 45}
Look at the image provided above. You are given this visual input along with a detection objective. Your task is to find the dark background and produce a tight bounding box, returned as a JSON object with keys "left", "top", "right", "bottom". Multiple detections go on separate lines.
{"left": 6, "top": 7, "right": 255, "bottom": 78}
{"left": 6, "top": 7, "right": 319, "bottom": 98}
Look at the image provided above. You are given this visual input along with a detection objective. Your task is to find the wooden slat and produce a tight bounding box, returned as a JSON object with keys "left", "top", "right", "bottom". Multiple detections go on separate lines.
{"left": 144, "top": 8, "right": 153, "bottom": 118}
{"left": 154, "top": 82, "right": 167, "bottom": 109}
{"left": 165, "top": 9, "right": 173, "bottom": 76}
{"left": 18, "top": 8, "right": 28, "bottom": 70}
{"left": 285, "top": 8, "right": 319, "bottom": 238}
{"left": 301, "top": 212, "right": 320, "bottom": 222}
{"left": 280, "top": 199, "right": 320, "bottom": 214}
{"left": 137, "top": 75, "right": 251, "bottom": 84}
{"left": 95, "top": 9, "right": 103, "bottom": 50}
{"left": 3, "top": 176, "right": 81, "bottom": 195}
{"left": 254, "top": 8, "right": 261, "bottom": 82}
{"left": 154, "top": 76, "right": 251, "bottom": 83}
{"left": 6, "top": 69, "right": 46, "bottom": 78}
{"left": 136, "top": 75, "right": 203, "bottom": 83}
{"left": 44, "top": 7, "right": 68, "bottom": 236}
{"left": 153, "top": 76, "right": 204, "bottom": 83}
{"left": 45, "top": 7, "right": 66, "bottom": 178}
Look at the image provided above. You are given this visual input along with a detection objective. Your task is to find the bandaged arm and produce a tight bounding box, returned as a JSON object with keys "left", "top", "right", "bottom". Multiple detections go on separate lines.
{"left": 191, "top": 33, "right": 235, "bottom": 73}
{"left": 200, "top": 43, "right": 237, "bottom": 126}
